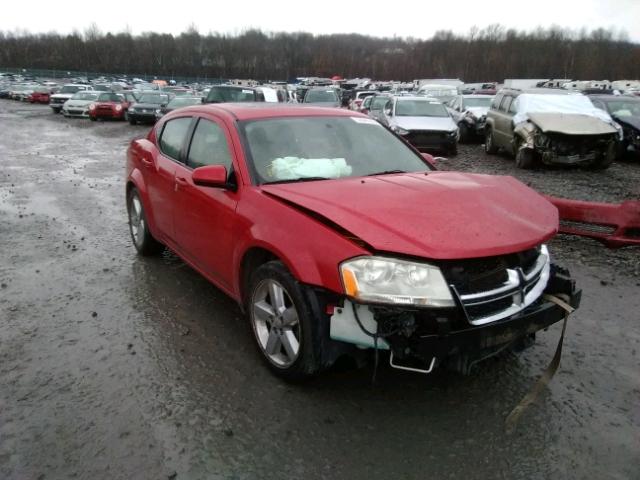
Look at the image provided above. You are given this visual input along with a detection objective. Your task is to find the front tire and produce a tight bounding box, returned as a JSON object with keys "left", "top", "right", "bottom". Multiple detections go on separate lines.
{"left": 127, "top": 188, "right": 164, "bottom": 256}
{"left": 247, "top": 261, "right": 323, "bottom": 381}
{"left": 515, "top": 139, "right": 537, "bottom": 169}
{"left": 459, "top": 123, "right": 471, "bottom": 143}
{"left": 484, "top": 128, "right": 498, "bottom": 154}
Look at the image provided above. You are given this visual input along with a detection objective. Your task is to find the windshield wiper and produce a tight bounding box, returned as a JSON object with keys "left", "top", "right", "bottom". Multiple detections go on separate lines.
{"left": 262, "top": 176, "right": 331, "bottom": 185}
{"left": 367, "top": 170, "right": 406, "bottom": 176}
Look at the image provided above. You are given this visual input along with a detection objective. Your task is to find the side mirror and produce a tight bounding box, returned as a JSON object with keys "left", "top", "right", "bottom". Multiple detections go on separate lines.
{"left": 384, "top": 107, "right": 392, "bottom": 116}
{"left": 192, "top": 165, "right": 229, "bottom": 188}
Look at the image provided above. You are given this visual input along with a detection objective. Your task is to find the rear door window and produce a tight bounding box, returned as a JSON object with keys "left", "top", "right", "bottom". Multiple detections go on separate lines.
{"left": 187, "top": 119, "right": 233, "bottom": 170}
{"left": 159, "top": 117, "right": 192, "bottom": 161}
{"left": 491, "top": 93, "right": 503, "bottom": 110}
{"left": 499, "top": 96, "right": 512, "bottom": 112}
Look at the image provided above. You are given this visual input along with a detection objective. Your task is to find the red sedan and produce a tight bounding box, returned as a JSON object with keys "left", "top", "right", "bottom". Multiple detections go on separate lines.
{"left": 89, "top": 92, "right": 128, "bottom": 121}
{"left": 29, "top": 87, "right": 54, "bottom": 104}
{"left": 126, "top": 104, "right": 580, "bottom": 380}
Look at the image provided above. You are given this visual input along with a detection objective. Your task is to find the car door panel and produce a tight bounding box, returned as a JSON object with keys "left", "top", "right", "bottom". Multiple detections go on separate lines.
{"left": 173, "top": 117, "right": 240, "bottom": 289}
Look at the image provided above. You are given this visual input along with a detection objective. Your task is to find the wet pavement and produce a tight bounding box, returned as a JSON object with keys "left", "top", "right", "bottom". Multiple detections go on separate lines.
{"left": 1, "top": 101, "right": 639, "bottom": 480}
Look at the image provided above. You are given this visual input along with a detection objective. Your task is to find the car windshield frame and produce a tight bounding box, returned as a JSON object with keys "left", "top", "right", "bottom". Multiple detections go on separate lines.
{"left": 60, "top": 86, "right": 81, "bottom": 94}
{"left": 304, "top": 89, "right": 339, "bottom": 103}
{"left": 206, "top": 86, "right": 257, "bottom": 103}
{"left": 463, "top": 97, "right": 493, "bottom": 108}
{"left": 138, "top": 94, "right": 169, "bottom": 104}
{"left": 238, "top": 115, "right": 433, "bottom": 186}
{"left": 395, "top": 100, "right": 449, "bottom": 117}
{"left": 71, "top": 92, "right": 99, "bottom": 101}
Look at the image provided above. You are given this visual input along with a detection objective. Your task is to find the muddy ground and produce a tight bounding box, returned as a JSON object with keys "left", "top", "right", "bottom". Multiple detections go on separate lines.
{"left": 0, "top": 101, "right": 638, "bottom": 480}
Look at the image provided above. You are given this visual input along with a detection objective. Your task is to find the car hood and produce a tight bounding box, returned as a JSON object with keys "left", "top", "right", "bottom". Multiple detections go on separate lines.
{"left": 65, "top": 99, "right": 95, "bottom": 108}
{"left": 466, "top": 106, "right": 489, "bottom": 118}
{"left": 527, "top": 113, "right": 617, "bottom": 135}
{"left": 612, "top": 114, "right": 640, "bottom": 131}
{"left": 392, "top": 116, "right": 457, "bottom": 132}
{"left": 261, "top": 172, "right": 558, "bottom": 260}
{"left": 132, "top": 103, "right": 163, "bottom": 109}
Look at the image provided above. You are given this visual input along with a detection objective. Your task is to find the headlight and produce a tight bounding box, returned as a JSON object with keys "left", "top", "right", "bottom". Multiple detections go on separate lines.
{"left": 89, "top": 103, "right": 96, "bottom": 110}
{"left": 449, "top": 129, "right": 458, "bottom": 137}
{"left": 115, "top": 104, "right": 122, "bottom": 111}
{"left": 391, "top": 125, "right": 409, "bottom": 135}
{"left": 155, "top": 109, "right": 161, "bottom": 114}
{"left": 613, "top": 121, "right": 624, "bottom": 141}
{"left": 340, "top": 256, "right": 455, "bottom": 307}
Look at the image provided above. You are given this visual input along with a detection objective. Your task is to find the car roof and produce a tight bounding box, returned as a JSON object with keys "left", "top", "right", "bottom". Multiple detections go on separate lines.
{"left": 170, "top": 103, "right": 364, "bottom": 121}
{"left": 461, "top": 94, "right": 494, "bottom": 98}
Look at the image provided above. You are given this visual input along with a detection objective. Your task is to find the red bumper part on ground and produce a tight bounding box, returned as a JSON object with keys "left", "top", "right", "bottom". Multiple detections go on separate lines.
{"left": 546, "top": 196, "right": 640, "bottom": 248}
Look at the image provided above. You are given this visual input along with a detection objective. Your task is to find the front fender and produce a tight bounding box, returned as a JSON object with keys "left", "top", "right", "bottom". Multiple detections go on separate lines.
{"left": 514, "top": 122, "right": 536, "bottom": 149}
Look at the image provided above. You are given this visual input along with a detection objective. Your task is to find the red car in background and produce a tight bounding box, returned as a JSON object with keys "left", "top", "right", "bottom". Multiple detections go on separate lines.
{"left": 126, "top": 104, "right": 580, "bottom": 380}
{"left": 89, "top": 92, "right": 128, "bottom": 121}
{"left": 29, "top": 87, "right": 55, "bottom": 104}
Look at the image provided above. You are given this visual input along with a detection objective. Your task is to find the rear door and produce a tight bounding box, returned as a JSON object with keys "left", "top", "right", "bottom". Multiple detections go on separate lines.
{"left": 493, "top": 95, "right": 513, "bottom": 147}
{"left": 146, "top": 117, "right": 193, "bottom": 241}
{"left": 172, "top": 116, "right": 240, "bottom": 290}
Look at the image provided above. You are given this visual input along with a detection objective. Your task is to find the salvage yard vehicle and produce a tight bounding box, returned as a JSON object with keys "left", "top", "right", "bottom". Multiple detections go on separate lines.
{"left": 302, "top": 87, "right": 341, "bottom": 107}
{"left": 155, "top": 96, "right": 202, "bottom": 120}
{"left": 49, "top": 84, "right": 94, "bottom": 113}
{"left": 88, "top": 92, "right": 128, "bottom": 121}
{"left": 589, "top": 95, "right": 640, "bottom": 158}
{"left": 447, "top": 94, "right": 494, "bottom": 142}
{"left": 62, "top": 91, "right": 100, "bottom": 118}
{"left": 484, "top": 89, "right": 620, "bottom": 169}
{"left": 204, "top": 85, "right": 265, "bottom": 104}
{"left": 29, "top": 86, "right": 57, "bottom": 104}
{"left": 379, "top": 96, "right": 459, "bottom": 154}
{"left": 126, "top": 104, "right": 580, "bottom": 380}
{"left": 128, "top": 93, "right": 172, "bottom": 125}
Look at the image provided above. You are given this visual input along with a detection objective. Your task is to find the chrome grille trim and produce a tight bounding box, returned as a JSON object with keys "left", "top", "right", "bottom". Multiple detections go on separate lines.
{"left": 458, "top": 245, "right": 551, "bottom": 326}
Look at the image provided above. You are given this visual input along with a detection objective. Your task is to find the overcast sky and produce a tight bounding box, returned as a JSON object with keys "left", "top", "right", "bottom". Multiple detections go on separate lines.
{"left": 3, "top": 0, "right": 639, "bottom": 42}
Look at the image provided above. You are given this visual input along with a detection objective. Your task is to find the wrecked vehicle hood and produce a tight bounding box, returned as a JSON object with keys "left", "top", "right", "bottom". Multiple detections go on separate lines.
{"left": 466, "top": 106, "right": 489, "bottom": 118}
{"left": 392, "top": 116, "right": 457, "bottom": 132}
{"left": 65, "top": 100, "right": 94, "bottom": 108}
{"left": 527, "top": 113, "right": 617, "bottom": 135}
{"left": 261, "top": 172, "right": 557, "bottom": 260}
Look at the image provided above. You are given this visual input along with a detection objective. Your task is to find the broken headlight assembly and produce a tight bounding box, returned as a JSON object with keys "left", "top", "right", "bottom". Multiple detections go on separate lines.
{"left": 391, "top": 125, "right": 409, "bottom": 135}
{"left": 340, "top": 256, "right": 455, "bottom": 307}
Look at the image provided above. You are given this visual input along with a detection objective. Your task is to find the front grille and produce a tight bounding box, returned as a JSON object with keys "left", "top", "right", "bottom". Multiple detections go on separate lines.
{"left": 406, "top": 130, "right": 448, "bottom": 145}
{"left": 52, "top": 98, "right": 66, "bottom": 104}
{"left": 441, "top": 246, "right": 550, "bottom": 325}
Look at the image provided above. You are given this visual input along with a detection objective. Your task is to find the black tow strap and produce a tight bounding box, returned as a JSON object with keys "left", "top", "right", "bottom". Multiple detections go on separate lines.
{"left": 505, "top": 293, "right": 575, "bottom": 434}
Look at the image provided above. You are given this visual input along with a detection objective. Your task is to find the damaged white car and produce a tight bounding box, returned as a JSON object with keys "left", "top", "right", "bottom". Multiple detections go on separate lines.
{"left": 484, "top": 89, "right": 621, "bottom": 169}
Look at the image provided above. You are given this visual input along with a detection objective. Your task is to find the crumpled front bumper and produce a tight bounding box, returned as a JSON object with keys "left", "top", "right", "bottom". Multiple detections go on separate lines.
{"left": 330, "top": 264, "right": 581, "bottom": 373}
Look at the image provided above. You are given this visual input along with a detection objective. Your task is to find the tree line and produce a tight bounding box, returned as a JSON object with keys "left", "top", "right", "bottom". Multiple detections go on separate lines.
{"left": 0, "top": 25, "right": 638, "bottom": 82}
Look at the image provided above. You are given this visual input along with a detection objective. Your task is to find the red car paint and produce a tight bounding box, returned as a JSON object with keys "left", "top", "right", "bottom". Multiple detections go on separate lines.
{"left": 547, "top": 195, "right": 640, "bottom": 247}
{"left": 89, "top": 99, "right": 127, "bottom": 120}
{"left": 126, "top": 105, "right": 559, "bottom": 302}
{"left": 29, "top": 91, "right": 51, "bottom": 104}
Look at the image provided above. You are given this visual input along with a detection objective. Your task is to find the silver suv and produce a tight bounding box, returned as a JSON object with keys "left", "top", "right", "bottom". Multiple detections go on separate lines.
{"left": 484, "top": 88, "right": 619, "bottom": 169}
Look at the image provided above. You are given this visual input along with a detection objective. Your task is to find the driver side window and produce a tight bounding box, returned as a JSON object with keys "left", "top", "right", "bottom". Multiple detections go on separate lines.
{"left": 187, "top": 118, "right": 233, "bottom": 171}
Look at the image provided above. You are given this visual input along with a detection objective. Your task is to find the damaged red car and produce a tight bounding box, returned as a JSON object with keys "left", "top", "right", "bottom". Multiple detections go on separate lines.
{"left": 126, "top": 104, "right": 581, "bottom": 380}
{"left": 89, "top": 92, "right": 128, "bottom": 121}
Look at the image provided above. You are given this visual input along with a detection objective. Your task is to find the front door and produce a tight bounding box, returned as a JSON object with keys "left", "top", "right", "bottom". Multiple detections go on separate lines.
{"left": 173, "top": 116, "right": 239, "bottom": 291}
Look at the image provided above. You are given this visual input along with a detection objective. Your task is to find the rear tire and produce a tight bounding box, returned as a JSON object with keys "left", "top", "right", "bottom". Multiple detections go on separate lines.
{"left": 247, "top": 261, "right": 324, "bottom": 381}
{"left": 515, "top": 142, "right": 537, "bottom": 169}
{"left": 484, "top": 128, "right": 498, "bottom": 154}
{"left": 126, "top": 188, "right": 164, "bottom": 256}
{"left": 589, "top": 143, "right": 615, "bottom": 170}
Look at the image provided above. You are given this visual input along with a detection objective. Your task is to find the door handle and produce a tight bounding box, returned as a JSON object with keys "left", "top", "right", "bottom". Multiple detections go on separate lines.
{"left": 175, "top": 176, "right": 188, "bottom": 185}
{"left": 141, "top": 158, "right": 153, "bottom": 168}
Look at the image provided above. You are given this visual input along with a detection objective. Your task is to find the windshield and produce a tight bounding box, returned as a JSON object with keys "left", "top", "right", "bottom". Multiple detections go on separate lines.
{"left": 242, "top": 117, "right": 431, "bottom": 184}
{"left": 304, "top": 89, "right": 339, "bottom": 103}
{"left": 98, "top": 93, "right": 121, "bottom": 102}
{"left": 371, "top": 96, "right": 390, "bottom": 110}
{"left": 603, "top": 99, "right": 640, "bottom": 117}
{"left": 72, "top": 92, "right": 99, "bottom": 101}
{"left": 395, "top": 100, "right": 449, "bottom": 117}
{"left": 206, "top": 86, "right": 256, "bottom": 103}
{"left": 61, "top": 86, "right": 81, "bottom": 94}
{"left": 463, "top": 97, "right": 493, "bottom": 108}
{"left": 167, "top": 97, "right": 201, "bottom": 108}
{"left": 138, "top": 94, "right": 169, "bottom": 104}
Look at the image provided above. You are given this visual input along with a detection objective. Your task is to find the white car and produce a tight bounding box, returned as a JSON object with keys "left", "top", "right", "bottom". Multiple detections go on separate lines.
{"left": 379, "top": 96, "right": 459, "bottom": 155}
{"left": 447, "top": 94, "right": 495, "bottom": 141}
{"left": 61, "top": 91, "right": 100, "bottom": 118}
{"left": 50, "top": 84, "right": 94, "bottom": 113}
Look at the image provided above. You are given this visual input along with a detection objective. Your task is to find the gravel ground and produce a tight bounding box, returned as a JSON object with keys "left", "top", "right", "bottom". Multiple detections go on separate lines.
{"left": 0, "top": 101, "right": 638, "bottom": 480}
